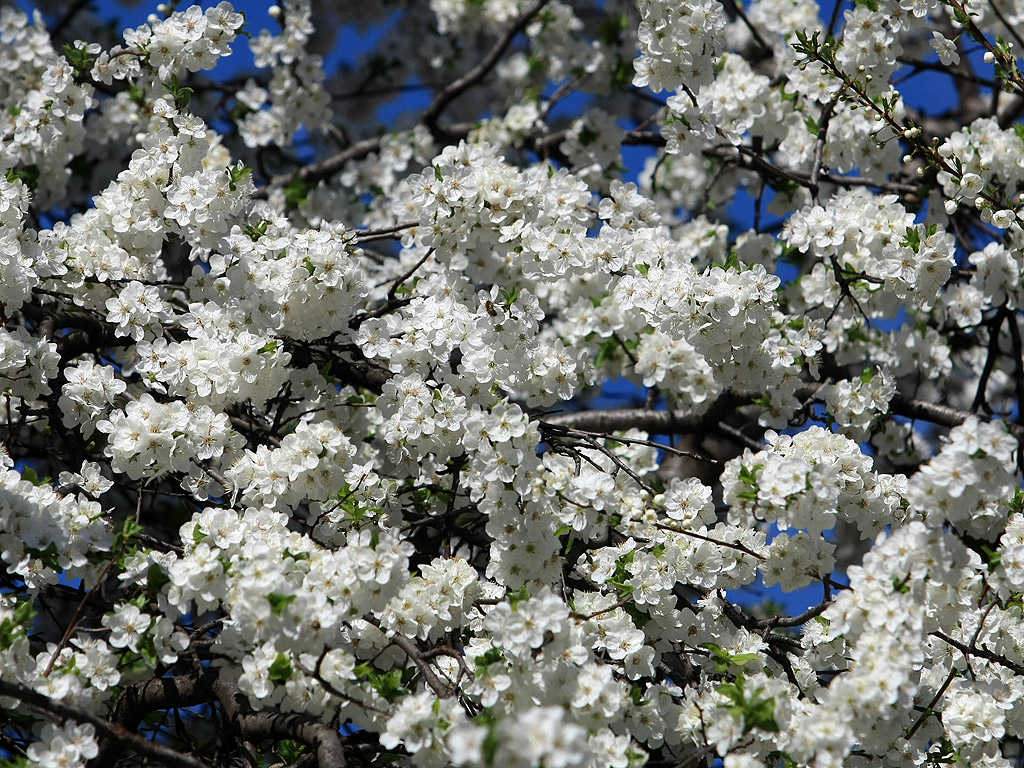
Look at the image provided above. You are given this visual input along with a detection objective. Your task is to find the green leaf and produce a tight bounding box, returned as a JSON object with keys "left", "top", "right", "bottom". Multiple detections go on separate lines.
{"left": 276, "top": 739, "right": 307, "bottom": 764}
{"left": 594, "top": 336, "right": 620, "bottom": 368}
{"left": 126, "top": 83, "right": 147, "bottom": 107}
{"left": 499, "top": 285, "right": 522, "bottom": 305}
{"left": 434, "top": 164, "right": 444, "bottom": 182}
{"left": 146, "top": 563, "right": 171, "bottom": 595}
{"left": 716, "top": 251, "right": 741, "bottom": 271}
{"left": 283, "top": 172, "right": 315, "bottom": 210}
{"left": 981, "top": 546, "right": 1002, "bottom": 572}
{"left": 730, "top": 652, "right": 761, "bottom": 667}
{"left": 226, "top": 164, "right": 252, "bottom": 192}
{"left": 475, "top": 647, "right": 505, "bottom": 672}
{"left": 5, "top": 165, "right": 40, "bottom": 191}
{"left": 860, "top": 367, "right": 875, "bottom": 384}
{"left": 136, "top": 633, "right": 159, "bottom": 666}
{"left": 192, "top": 524, "right": 208, "bottom": 545}
{"left": 113, "top": 518, "right": 145, "bottom": 551}
{"left": 596, "top": 12, "right": 628, "bottom": 45}
{"left": 266, "top": 592, "right": 297, "bottom": 615}
{"left": 163, "top": 74, "right": 193, "bottom": 110}
{"left": 269, "top": 653, "right": 294, "bottom": 684}
{"left": 0, "top": 601, "right": 35, "bottom": 650}
{"left": 244, "top": 219, "right": 270, "bottom": 241}
{"left": 716, "top": 674, "right": 779, "bottom": 734}
{"left": 623, "top": 602, "right": 650, "bottom": 630}
{"left": 376, "top": 668, "right": 409, "bottom": 702}
{"left": 900, "top": 226, "right": 921, "bottom": 252}
{"left": 25, "top": 542, "right": 61, "bottom": 570}
{"left": 481, "top": 722, "right": 500, "bottom": 765}
{"left": 508, "top": 585, "right": 530, "bottom": 610}
{"left": 739, "top": 463, "right": 762, "bottom": 487}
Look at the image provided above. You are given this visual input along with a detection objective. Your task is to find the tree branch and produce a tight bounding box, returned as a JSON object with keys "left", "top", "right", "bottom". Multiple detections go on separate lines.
{"left": 211, "top": 679, "right": 347, "bottom": 768}
{"left": 890, "top": 394, "right": 1024, "bottom": 440}
{"left": 91, "top": 672, "right": 217, "bottom": 768}
{"left": 539, "top": 395, "right": 740, "bottom": 435}
{"left": 421, "top": 0, "right": 550, "bottom": 133}
{"left": 0, "top": 680, "right": 209, "bottom": 768}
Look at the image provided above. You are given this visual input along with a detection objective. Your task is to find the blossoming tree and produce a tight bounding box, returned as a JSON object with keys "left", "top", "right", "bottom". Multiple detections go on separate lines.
{"left": 3, "top": 0, "right": 1024, "bottom": 765}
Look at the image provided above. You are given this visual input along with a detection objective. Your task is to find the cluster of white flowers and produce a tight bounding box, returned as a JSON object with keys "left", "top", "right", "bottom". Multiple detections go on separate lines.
{"left": 133, "top": 327, "right": 290, "bottom": 408}
{"left": 430, "top": 0, "right": 530, "bottom": 36}
{"left": 59, "top": 361, "right": 128, "bottom": 437}
{"left": 664, "top": 54, "right": 784, "bottom": 153}
{"left": 98, "top": 2, "right": 244, "bottom": 83}
{"left": 448, "top": 705, "right": 590, "bottom": 768}
{"left": 937, "top": 118, "right": 1024, "bottom": 220}
{"left": 472, "top": 101, "right": 544, "bottom": 153}
{"left": 559, "top": 108, "right": 625, "bottom": 192}
{"left": 0, "top": 27, "right": 95, "bottom": 206}
{"left": 164, "top": 162, "right": 254, "bottom": 250}
{"left": 966, "top": 240, "right": 1024, "bottom": 311}
{"left": 614, "top": 252, "right": 806, "bottom": 423}
{"left": 380, "top": 557, "right": 480, "bottom": 640}
{"left": 333, "top": 127, "right": 435, "bottom": 212}
{"left": 0, "top": 326, "right": 59, "bottom": 403}
{"left": 25, "top": 722, "right": 98, "bottom": 768}
{"left": 7, "top": 1, "right": 1024, "bottom": 768}
{"left": 821, "top": 367, "right": 896, "bottom": 440}
{"left": 905, "top": 416, "right": 1018, "bottom": 539}
{"left": 0, "top": 177, "right": 40, "bottom": 307}
{"left": 206, "top": 220, "right": 369, "bottom": 341}
{"left": 633, "top": 0, "right": 726, "bottom": 94}
{"left": 785, "top": 189, "right": 956, "bottom": 316}
{"left": 0, "top": 452, "right": 113, "bottom": 590}
{"left": 723, "top": 426, "right": 904, "bottom": 541}
{"left": 224, "top": 420, "right": 355, "bottom": 509}
{"left": 794, "top": 522, "right": 979, "bottom": 763}
{"left": 377, "top": 375, "right": 470, "bottom": 462}
{"left": 241, "top": 0, "right": 330, "bottom": 147}
{"left": 96, "top": 394, "right": 239, "bottom": 480}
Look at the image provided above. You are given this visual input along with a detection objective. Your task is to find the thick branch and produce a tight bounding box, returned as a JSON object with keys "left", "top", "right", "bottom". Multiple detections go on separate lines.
{"left": 212, "top": 679, "right": 347, "bottom": 768}
{"left": 890, "top": 394, "right": 1024, "bottom": 440}
{"left": 0, "top": 680, "right": 208, "bottom": 768}
{"left": 540, "top": 395, "right": 740, "bottom": 434}
{"left": 92, "top": 671, "right": 217, "bottom": 768}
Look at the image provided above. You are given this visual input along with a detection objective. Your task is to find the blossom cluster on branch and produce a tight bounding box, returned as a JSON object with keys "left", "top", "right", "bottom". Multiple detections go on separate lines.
{"left": 3, "top": 0, "right": 1024, "bottom": 767}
